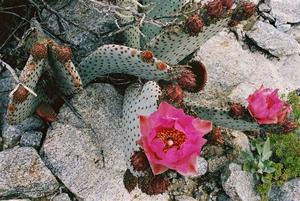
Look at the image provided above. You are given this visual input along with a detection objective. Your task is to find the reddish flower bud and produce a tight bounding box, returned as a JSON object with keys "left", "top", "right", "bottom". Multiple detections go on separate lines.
{"left": 222, "top": 0, "right": 234, "bottom": 9}
{"left": 150, "top": 175, "right": 170, "bottom": 195}
{"left": 281, "top": 120, "right": 298, "bottom": 133}
{"left": 207, "top": 0, "right": 225, "bottom": 18}
{"left": 131, "top": 151, "right": 149, "bottom": 171}
{"left": 31, "top": 43, "right": 47, "bottom": 60}
{"left": 55, "top": 46, "right": 72, "bottom": 63}
{"left": 36, "top": 103, "right": 58, "bottom": 123}
{"left": 166, "top": 84, "right": 184, "bottom": 104}
{"left": 185, "top": 15, "right": 205, "bottom": 36}
{"left": 141, "top": 50, "right": 154, "bottom": 63}
{"left": 242, "top": 2, "right": 256, "bottom": 18}
{"left": 177, "top": 69, "right": 197, "bottom": 91}
{"left": 212, "top": 127, "right": 224, "bottom": 145}
{"left": 229, "top": 103, "right": 245, "bottom": 119}
{"left": 13, "top": 85, "right": 29, "bottom": 103}
{"left": 123, "top": 169, "right": 138, "bottom": 193}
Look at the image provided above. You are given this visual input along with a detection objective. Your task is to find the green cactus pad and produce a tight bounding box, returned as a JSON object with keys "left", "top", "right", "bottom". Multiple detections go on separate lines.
{"left": 117, "top": 0, "right": 140, "bottom": 48}
{"left": 184, "top": 99, "right": 260, "bottom": 131}
{"left": 78, "top": 44, "right": 173, "bottom": 86}
{"left": 6, "top": 85, "right": 48, "bottom": 124}
{"left": 122, "top": 81, "right": 161, "bottom": 176}
{"left": 140, "top": 0, "right": 190, "bottom": 48}
{"left": 145, "top": 18, "right": 230, "bottom": 64}
{"left": 48, "top": 45, "right": 83, "bottom": 96}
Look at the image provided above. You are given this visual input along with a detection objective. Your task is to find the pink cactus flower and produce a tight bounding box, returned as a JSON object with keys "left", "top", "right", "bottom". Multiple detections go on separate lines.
{"left": 247, "top": 86, "right": 292, "bottom": 125}
{"left": 138, "top": 102, "right": 212, "bottom": 176}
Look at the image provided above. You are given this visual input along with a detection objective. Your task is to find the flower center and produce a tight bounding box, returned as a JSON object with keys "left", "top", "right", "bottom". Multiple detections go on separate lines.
{"left": 156, "top": 128, "right": 186, "bottom": 152}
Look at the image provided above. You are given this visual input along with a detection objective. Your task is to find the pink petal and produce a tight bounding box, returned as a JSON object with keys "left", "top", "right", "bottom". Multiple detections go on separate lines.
{"left": 151, "top": 163, "right": 169, "bottom": 175}
{"left": 192, "top": 119, "right": 212, "bottom": 135}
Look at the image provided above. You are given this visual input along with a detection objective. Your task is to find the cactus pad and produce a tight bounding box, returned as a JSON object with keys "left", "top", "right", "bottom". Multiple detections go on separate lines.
{"left": 122, "top": 81, "right": 161, "bottom": 175}
{"left": 78, "top": 44, "right": 172, "bottom": 86}
{"left": 145, "top": 18, "right": 230, "bottom": 64}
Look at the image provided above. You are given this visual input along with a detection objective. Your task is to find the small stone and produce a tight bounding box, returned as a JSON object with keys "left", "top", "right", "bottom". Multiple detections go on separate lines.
{"left": 276, "top": 24, "right": 291, "bottom": 33}
{"left": 1, "top": 125, "right": 23, "bottom": 148}
{"left": 20, "top": 131, "right": 43, "bottom": 149}
{"left": 222, "top": 163, "right": 260, "bottom": 201}
{"left": 246, "top": 21, "right": 300, "bottom": 57}
{"left": 261, "top": 12, "right": 275, "bottom": 23}
{"left": 207, "top": 156, "right": 228, "bottom": 173}
{"left": 53, "top": 193, "right": 72, "bottom": 201}
{"left": 258, "top": 3, "right": 271, "bottom": 12}
{"left": 176, "top": 195, "right": 198, "bottom": 201}
{"left": 269, "top": 179, "right": 300, "bottom": 201}
{"left": 231, "top": 130, "right": 251, "bottom": 152}
{"left": 0, "top": 147, "right": 59, "bottom": 198}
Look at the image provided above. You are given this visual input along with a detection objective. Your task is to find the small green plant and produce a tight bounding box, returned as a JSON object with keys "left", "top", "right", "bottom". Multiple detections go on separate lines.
{"left": 241, "top": 137, "right": 275, "bottom": 181}
{"left": 287, "top": 91, "right": 300, "bottom": 120}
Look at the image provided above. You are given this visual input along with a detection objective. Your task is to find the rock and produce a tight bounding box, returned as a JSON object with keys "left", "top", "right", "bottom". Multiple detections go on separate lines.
{"left": 289, "top": 25, "right": 300, "bottom": 43}
{"left": 269, "top": 0, "right": 300, "bottom": 23}
{"left": 52, "top": 193, "right": 72, "bottom": 201}
{"left": 261, "top": 12, "right": 275, "bottom": 23}
{"left": 258, "top": 3, "right": 271, "bottom": 12}
{"left": 231, "top": 130, "right": 251, "bottom": 152}
{"left": 246, "top": 21, "right": 300, "bottom": 57}
{"left": 276, "top": 24, "right": 291, "bottom": 33}
{"left": 193, "top": 31, "right": 300, "bottom": 107}
{"left": 269, "top": 179, "right": 300, "bottom": 201}
{"left": 176, "top": 195, "right": 197, "bottom": 201}
{"left": 41, "top": 83, "right": 169, "bottom": 201}
{"left": 207, "top": 156, "right": 228, "bottom": 173}
{"left": 221, "top": 163, "right": 260, "bottom": 201}
{"left": 0, "top": 147, "right": 59, "bottom": 198}
{"left": 0, "top": 70, "right": 15, "bottom": 128}
{"left": 40, "top": 0, "right": 116, "bottom": 61}
{"left": 1, "top": 117, "right": 45, "bottom": 149}
{"left": 0, "top": 200, "right": 31, "bottom": 201}
{"left": 1, "top": 125, "right": 23, "bottom": 149}
{"left": 20, "top": 131, "right": 43, "bottom": 149}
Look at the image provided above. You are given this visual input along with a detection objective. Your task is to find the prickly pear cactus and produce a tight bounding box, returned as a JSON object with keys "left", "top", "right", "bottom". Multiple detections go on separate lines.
{"left": 184, "top": 98, "right": 260, "bottom": 131}
{"left": 140, "top": 0, "right": 190, "bottom": 48}
{"left": 116, "top": 0, "right": 140, "bottom": 48}
{"left": 78, "top": 45, "right": 173, "bottom": 86}
{"left": 122, "top": 81, "right": 161, "bottom": 176}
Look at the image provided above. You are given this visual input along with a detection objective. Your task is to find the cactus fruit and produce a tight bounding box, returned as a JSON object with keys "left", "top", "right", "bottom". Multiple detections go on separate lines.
{"left": 122, "top": 81, "right": 161, "bottom": 176}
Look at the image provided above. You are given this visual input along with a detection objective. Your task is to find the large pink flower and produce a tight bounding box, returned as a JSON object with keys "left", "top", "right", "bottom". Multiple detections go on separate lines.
{"left": 247, "top": 86, "right": 292, "bottom": 125}
{"left": 138, "top": 102, "right": 212, "bottom": 176}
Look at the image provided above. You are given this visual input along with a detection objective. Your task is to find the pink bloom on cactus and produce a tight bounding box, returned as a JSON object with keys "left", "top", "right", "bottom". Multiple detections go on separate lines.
{"left": 247, "top": 85, "right": 292, "bottom": 125}
{"left": 138, "top": 102, "right": 212, "bottom": 176}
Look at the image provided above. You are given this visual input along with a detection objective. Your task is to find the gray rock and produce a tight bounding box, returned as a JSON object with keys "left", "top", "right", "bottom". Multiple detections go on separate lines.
{"left": 41, "top": 83, "right": 168, "bottom": 201}
{"left": 207, "top": 156, "right": 228, "bottom": 173}
{"left": 1, "top": 125, "right": 23, "bottom": 149}
{"left": 20, "top": 131, "right": 43, "bottom": 149}
{"left": 0, "top": 70, "right": 15, "bottom": 128}
{"left": 176, "top": 195, "right": 197, "bottom": 201}
{"left": 289, "top": 24, "right": 300, "bottom": 43}
{"left": 193, "top": 31, "right": 300, "bottom": 107}
{"left": 246, "top": 21, "right": 300, "bottom": 57}
{"left": 269, "top": 179, "right": 300, "bottom": 201}
{"left": 53, "top": 193, "right": 72, "bottom": 201}
{"left": 258, "top": 3, "right": 271, "bottom": 12}
{"left": 261, "top": 12, "right": 275, "bottom": 23}
{"left": 270, "top": 0, "right": 300, "bottom": 23}
{"left": 0, "top": 147, "right": 59, "bottom": 198}
{"left": 276, "top": 24, "right": 291, "bottom": 33}
{"left": 40, "top": 0, "right": 116, "bottom": 61}
{"left": 222, "top": 163, "right": 260, "bottom": 201}
{"left": 2, "top": 117, "right": 45, "bottom": 149}
{"left": 231, "top": 130, "right": 251, "bottom": 152}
